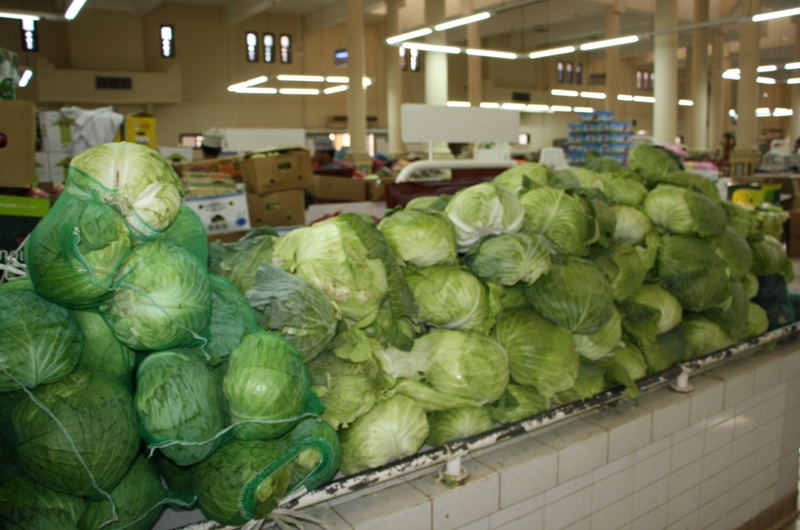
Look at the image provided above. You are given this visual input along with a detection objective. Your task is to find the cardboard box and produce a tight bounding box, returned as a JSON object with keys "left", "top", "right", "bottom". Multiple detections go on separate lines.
{"left": 309, "top": 175, "right": 365, "bottom": 202}
{"left": 182, "top": 172, "right": 239, "bottom": 198}
{"left": 787, "top": 210, "right": 800, "bottom": 258}
{"left": 39, "top": 111, "right": 75, "bottom": 153}
{"left": 159, "top": 146, "right": 195, "bottom": 164}
{"left": 183, "top": 192, "right": 251, "bottom": 235}
{"left": 173, "top": 156, "right": 243, "bottom": 180}
{"left": 0, "top": 100, "right": 36, "bottom": 189}
{"left": 247, "top": 189, "right": 306, "bottom": 228}
{"left": 124, "top": 113, "right": 157, "bottom": 149}
{"left": 365, "top": 176, "right": 396, "bottom": 202}
{"left": 242, "top": 149, "right": 313, "bottom": 195}
{"left": 0, "top": 195, "right": 50, "bottom": 256}
{"left": 0, "top": 48, "right": 18, "bottom": 100}
{"left": 46, "top": 151, "right": 72, "bottom": 184}
{"left": 34, "top": 152, "right": 50, "bottom": 183}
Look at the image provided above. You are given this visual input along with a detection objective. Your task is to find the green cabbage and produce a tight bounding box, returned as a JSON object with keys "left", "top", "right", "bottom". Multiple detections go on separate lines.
{"left": 659, "top": 171, "right": 721, "bottom": 200}
{"left": 0, "top": 475, "right": 85, "bottom": 530}
{"left": 750, "top": 234, "right": 790, "bottom": 277}
{"left": 0, "top": 289, "right": 83, "bottom": 392}
{"left": 378, "top": 209, "right": 458, "bottom": 267}
{"left": 743, "top": 302, "right": 769, "bottom": 339}
{"left": 598, "top": 343, "right": 647, "bottom": 398}
{"left": 209, "top": 227, "right": 279, "bottom": 294}
{"left": 392, "top": 379, "right": 484, "bottom": 412}
{"left": 587, "top": 197, "right": 617, "bottom": 247}
{"left": 496, "top": 283, "right": 530, "bottom": 310}
{"left": 703, "top": 280, "right": 749, "bottom": 342}
{"left": 683, "top": 315, "right": 733, "bottom": 358}
{"left": 520, "top": 187, "right": 596, "bottom": 255}
{"left": 640, "top": 325, "right": 688, "bottom": 374}
{"left": 591, "top": 241, "right": 647, "bottom": 302}
{"left": 493, "top": 163, "right": 551, "bottom": 194}
{"left": 444, "top": 183, "right": 525, "bottom": 249}
{"left": 574, "top": 307, "right": 623, "bottom": 360}
{"left": 339, "top": 395, "right": 428, "bottom": 475}
{"left": 72, "top": 309, "right": 135, "bottom": 384}
{"left": 584, "top": 155, "right": 622, "bottom": 174}
{"left": 157, "top": 203, "right": 209, "bottom": 266}
{"left": 487, "top": 384, "right": 550, "bottom": 424}
{"left": 643, "top": 184, "right": 726, "bottom": 238}
{"left": 626, "top": 284, "right": 683, "bottom": 335}
{"left": 13, "top": 369, "right": 139, "bottom": 498}
{"left": 563, "top": 167, "right": 610, "bottom": 193}
{"left": 406, "top": 195, "right": 451, "bottom": 211}
{"left": 611, "top": 205, "right": 652, "bottom": 246}
{"left": 605, "top": 172, "right": 649, "bottom": 206}
{"left": 743, "top": 272, "right": 760, "bottom": 300}
{"left": 722, "top": 201, "right": 755, "bottom": 237}
{"left": 465, "top": 232, "right": 551, "bottom": 286}
{"left": 494, "top": 308, "right": 579, "bottom": 398}
{"left": 716, "top": 226, "right": 754, "bottom": 280}
{"left": 555, "top": 363, "right": 606, "bottom": 403}
{"left": 426, "top": 407, "right": 495, "bottom": 446}
{"left": 135, "top": 350, "right": 228, "bottom": 466}
{"left": 629, "top": 144, "right": 683, "bottom": 183}
{"left": 657, "top": 235, "right": 731, "bottom": 312}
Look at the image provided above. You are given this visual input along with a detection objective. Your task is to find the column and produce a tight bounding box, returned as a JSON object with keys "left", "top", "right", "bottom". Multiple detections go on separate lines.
{"left": 734, "top": 0, "right": 761, "bottom": 155}
{"left": 463, "top": 0, "right": 482, "bottom": 106}
{"left": 653, "top": 0, "right": 678, "bottom": 145}
{"left": 687, "top": 0, "right": 709, "bottom": 152}
{"left": 346, "top": 0, "right": 371, "bottom": 171}
{"left": 605, "top": 3, "right": 624, "bottom": 114}
{"left": 425, "top": 0, "right": 452, "bottom": 158}
{"left": 386, "top": 0, "right": 404, "bottom": 158}
{"left": 708, "top": 27, "right": 724, "bottom": 154}
{"left": 791, "top": 17, "right": 800, "bottom": 143}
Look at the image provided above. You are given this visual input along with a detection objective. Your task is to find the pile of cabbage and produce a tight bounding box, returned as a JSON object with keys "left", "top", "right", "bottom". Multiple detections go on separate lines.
{"left": 208, "top": 144, "right": 793, "bottom": 476}
{"left": 0, "top": 143, "right": 340, "bottom": 530}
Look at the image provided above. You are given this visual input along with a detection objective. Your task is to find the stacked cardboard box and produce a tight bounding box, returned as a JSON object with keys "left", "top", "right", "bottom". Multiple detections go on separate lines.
{"left": 242, "top": 147, "right": 312, "bottom": 228}
{"left": 181, "top": 171, "right": 251, "bottom": 241}
{"left": 567, "top": 110, "right": 632, "bottom": 167}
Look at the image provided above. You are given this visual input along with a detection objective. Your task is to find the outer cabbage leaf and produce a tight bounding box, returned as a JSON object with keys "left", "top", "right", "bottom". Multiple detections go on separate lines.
{"left": 0, "top": 475, "right": 85, "bottom": 530}
{"left": 629, "top": 144, "right": 683, "bottom": 183}
{"left": 743, "top": 302, "right": 769, "bottom": 339}
{"left": 574, "top": 307, "right": 623, "bottom": 360}
{"left": 657, "top": 235, "right": 731, "bottom": 312}
{"left": 426, "top": 407, "right": 495, "bottom": 446}
{"left": 72, "top": 309, "right": 135, "bottom": 384}
{"left": 493, "top": 162, "right": 551, "bottom": 194}
{"left": 611, "top": 205, "right": 652, "bottom": 245}
{"left": 157, "top": 203, "right": 209, "bottom": 266}
{"left": 487, "top": 384, "right": 550, "bottom": 424}
{"left": 605, "top": 171, "right": 649, "bottom": 206}
{"left": 716, "top": 226, "right": 754, "bottom": 280}
{"left": 750, "top": 234, "right": 790, "bottom": 277}
{"left": 465, "top": 232, "right": 551, "bottom": 286}
{"left": 591, "top": 241, "right": 647, "bottom": 302}
{"left": 378, "top": 209, "right": 458, "bottom": 267}
{"left": 209, "top": 227, "right": 280, "bottom": 294}
{"left": 520, "top": 187, "right": 596, "bottom": 255}
{"left": 444, "top": 183, "right": 525, "bottom": 249}
{"left": 643, "top": 184, "right": 726, "bottom": 238}
{"left": 683, "top": 315, "right": 733, "bottom": 358}
{"left": 598, "top": 343, "right": 647, "bottom": 399}
{"left": 555, "top": 363, "right": 606, "bottom": 404}
{"left": 640, "top": 325, "right": 688, "bottom": 374}
{"left": 625, "top": 284, "right": 683, "bottom": 335}
{"left": 722, "top": 201, "right": 755, "bottom": 237}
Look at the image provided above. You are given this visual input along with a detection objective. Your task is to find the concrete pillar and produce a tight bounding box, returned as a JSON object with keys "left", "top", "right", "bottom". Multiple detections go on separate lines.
{"left": 463, "top": 0, "right": 482, "bottom": 106}
{"left": 346, "top": 0, "right": 371, "bottom": 169}
{"left": 425, "top": 0, "right": 452, "bottom": 158}
{"left": 605, "top": 3, "right": 624, "bottom": 114}
{"left": 734, "top": 0, "right": 761, "bottom": 154}
{"left": 687, "top": 0, "right": 709, "bottom": 153}
{"left": 386, "top": 0, "right": 404, "bottom": 158}
{"left": 653, "top": 0, "right": 679, "bottom": 144}
{"left": 791, "top": 17, "right": 800, "bottom": 144}
{"left": 708, "top": 28, "right": 724, "bottom": 154}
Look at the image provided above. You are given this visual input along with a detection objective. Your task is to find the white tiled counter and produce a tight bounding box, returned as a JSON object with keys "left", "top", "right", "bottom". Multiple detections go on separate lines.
{"left": 295, "top": 340, "right": 800, "bottom": 530}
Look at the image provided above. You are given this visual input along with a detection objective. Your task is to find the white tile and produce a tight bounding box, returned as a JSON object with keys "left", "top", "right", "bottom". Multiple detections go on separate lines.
{"left": 756, "top": 439, "right": 782, "bottom": 470}
{"left": 593, "top": 453, "right": 635, "bottom": 483}
{"left": 634, "top": 435, "right": 672, "bottom": 462}
{"left": 331, "top": 482, "right": 431, "bottom": 530}
{"left": 703, "top": 417, "right": 734, "bottom": 454}
{"left": 698, "top": 492, "right": 728, "bottom": 530}
{"left": 591, "top": 495, "right": 632, "bottom": 530}
{"left": 703, "top": 518, "right": 728, "bottom": 530}
{"left": 672, "top": 420, "right": 707, "bottom": 446}
{"left": 777, "top": 452, "right": 800, "bottom": 499}
{"left": 634, "top": 448, "right": 671, "bottom": 490}
{"left": 780, "top": 349, "right": 800, "bottom": 382}
{"left": 459, "top": 517, "right": 490, "bottom": 530}
{"left": 638, "top": 390, "right": 691, "bottom": 442}
{"left": 492, "top": 508, "right": 543, "bottom": 530}
{"left": 728, "top": 477, "right": 755, "bottom": 511}
{"left": 785, "top": 375, "right": 800, "bottom": 413}
{"left": 630, "top": 503, "right": 667, "bottom": 530}
{"left": 327, "top": 477, "right": 408, "bottom": 507}
{"left": 710, "top": 363, "right": 755, "bottom": 410}
{"left": 704, "top": 407, "right": 735, "bottom": 430}
{"left": 733, "top": 405, "right": 760, "bottom": 440}
{"left": 725, "top": 497, "right": 753, "bottom": 529}
{"left": 760, "top": 393, "right": 787, "bottom": 426}
{"left": 754, "top": 462, "right": 780, "bottom": 494}
{"left": 587, "top": 403, "right": 652, "bottom": 462}
{"left": 729, "top": 453, "right": 757, "bottom": 487}
{"left": 631, "top": 476, "right": 669, "bottom": 521}
{"left": 592, "top": 466, "right": 634, "bottom": 512}
{"left": 668, "top": 461, "right": 703, "bottom": 499}
{"left": 781, "top": 408, "right": 800, "bottom": 457}
{"left": 543, "top": 486, "right": 591, "bottom": 530}
{"left": 731, "top": 429, "right": 759, "bottom": 462}
{"left": 752, "top": 485, "right": 778, "bottom": 518}
{"left": 560, "top": 517, "right": 590, "bottom": 530}
{"left": 763, "top": 382, "right": 787, "bottom": 401}
{"left": 701, "top": 445, "right": 732, "bottom": 481}
{"left": 489, "top": 494, "right": 544, "bottom": 529}
{"left": 671, "top": 432, "right": 705, "bottom": 472}
{"left": 667, "top": 485, "right": 700, "bottom": 525}
{"left": 734, "top": 393, "right": 762, "bottom": 415}
{"left": 537, "top": 420, "right": 608, "bottom": 484}
{"left": 699, "top": 467, "right": 731, "bottom": 506}
{"left": 666, "top": 510, "right": 698, "bottom": 530}
{"left": 688, "top": 376, "right": 724, "bottom": 425}
{"left": 543, "top": 472, "right": 593, "bottom": 505}
{"left": 474, "top": 438, "right": 557, "bottom": 509}
{"left": 302, "top": 502, "right": 356, "bottom": 530}
{"left": 753, "top": 354, "right": 783, "bottom": 396}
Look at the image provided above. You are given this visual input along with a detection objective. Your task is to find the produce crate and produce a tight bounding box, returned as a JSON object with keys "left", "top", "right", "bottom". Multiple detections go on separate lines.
{"left": 242, "top": 148, "right": 313, "bottom": 195}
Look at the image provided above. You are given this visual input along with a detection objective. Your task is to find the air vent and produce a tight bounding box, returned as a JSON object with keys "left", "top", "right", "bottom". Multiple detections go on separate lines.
{"left": 589, "top": 73, "right": 606, "bottom": 86}
{"left": 95, "top": 76, "right": 132, "bottom": 90}
{"left": 512, "top": 92, "right": 531, "bottom": 102}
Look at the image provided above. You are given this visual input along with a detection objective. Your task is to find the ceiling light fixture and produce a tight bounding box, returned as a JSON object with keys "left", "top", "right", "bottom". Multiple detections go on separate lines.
{"left": 756, "top": 77, "right": 776, "bottom": 84}
{"left": 787, "top": 78, "right": 800, "bottom": 84}
{"left": 756, "top": 107, "right": 771, "bottom": 117}
{"left": 526, "top": 104, "right": 550, "bottom": 112}
{"left": 386, "top": 28, "right": 433, "bottom": 45}
{"left": 0, "top": 11, "right": 39, "bottom": 21}
{"left": 551, "top": 89, "right": 579, "bottom": 97}
{"left": 573, "top": 106, "right": 594, "bottom": 113}
{"left": 446, "top": 101, "right": 471, "bottom": 107}
{"left": 401, "top": 42, "right": 461, "bottom": 54}
{"left": 633, "top": 95, "right": 656, "bottom": 103}
{"left": 279, "top": 88, "right": 320, "bottom": 95}
{"left": 757, "top": 65, "right": 778, "bottom": 72}
{"left": 550, "top": 105, "right": 573, "bottom": 112}
{"left": 786, "top": 63, "right": 800, "bottom": 70}
{"left": 326, "top": 76, "right": 349, "bottom": 83}
{"left": 227, "top": 76, "right": 269, "bottom": 91}
{"left": 277, "top": 74, "right": 325, "bottom": 82}
{"left": 579, "top": 35, "right": 639, "bottom": 51}
{"left": 580, "top": 91, "right": 606, "bottom": 99}
{"left": 466, "top": 49, "right": 517, "bottom": 59}
{"left": 480, "top": 102, "right": 500, "bottom": 108}
{"left": 434, "top": 12, "right": 490, "bottom": 31}
{"left": 722, "top": 68, "right": 741, "bottom": 80}
{"left": 617, "top": 94, "right": 634, "bottom": 101}
{"left": 324, "top": 85, "right": 348, "bottom": 94}
{"left": 64, "top": 0, "right": 86, "bottom": 20}
{"left": 752, "top": 7, "right": 800, "bottom": 22}
{"left": 18, "top": 69, "right": 32, "bottom": 87}
{"left": 678, "top": 99, "right": 694, "bottom": 106}
{"left": 501, "top": 103, "right": 527, "bottom": 110}
{"left": 233, "top": 87, "right": 278, "bottom": 94}
{"left": 773, "top": 108, "right": 794, "bottom": 117}
{"left": 528, "top": 46, "right": 575, "bottom": 59}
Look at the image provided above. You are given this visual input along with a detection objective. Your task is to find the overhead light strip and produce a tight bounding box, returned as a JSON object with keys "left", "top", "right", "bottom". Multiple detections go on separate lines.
{"left": 402, "top": 42, "right": 461, "bottom": 54}
{"left": 551, "top": 89, "right": 579, "bottom": 97}
{"left": 64, "top": 0, "right": 86, "bottom": 20}
{"left": 752, "top": 7, "right": 800, "bottom": 22}
{"left": 580, "top": 91, "right": 606, "bottom": 99}
{"left": 579, "top": 35, "right": 639, "bottom": 51}
{"left": 466, "top": 49, "right": 517, "bottom": 59}
{"left": 678, "top": 99, "right": 694, "bottom": 106}
{"left": 324, "top": 85, "right": 349, "bottom": 94}
{"left": 18, "top": 69, "right": 33, "bottom": 87}
{"left": 446, "top": 101, "right": 471, "bottom": 107}
{"left": 277, "top": 74, "right": 325, "bottom": 82}
{"left": 279, "top": 88, "right": 320, "bottom": 95}
{"left": 0, "top": 11, "right": 39, "bottom": 20}
{"left": 434, "top": 12, "right": 490, "bottom": 31}
{"left": 386, "top": 28, "right": 433, "bottom": 45}
{"left": 528, "top": 46, "right": 575, "bottom": 59}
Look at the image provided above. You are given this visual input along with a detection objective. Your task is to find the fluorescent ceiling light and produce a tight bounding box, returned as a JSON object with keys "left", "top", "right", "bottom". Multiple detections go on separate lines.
{"left": 324, "top": 85, "right": 348, "bottom": 94}
{"left": 678, "top": 99, "right": 694, "bottom": 106}
{"left": 326, "top": 76, "right": 349, "bottom": 83}
{"left": 233, "top": 87, "right": 278, "bottom": 94}
{"left": 550, "top": 105, "right": 573, "bottom": 112}
{"left": 466, "top": 49, "right": 517, "bottom": 59}
{"left": 773, "top": 108, "right": 794, "bottom": 117}
{"left": 722, "top": 68, "right": 741, "bottom": 80}
{"left": 580, "top": 35, "right": 639, "bottom": 51}
{"left": 363, "top": 77, "right": 373, "bottom": 88}
{"left": 787, "top": 78, "right": 800, "bottom": 84}
{"left": 786, "top": 62, "right": 800, "bottom": 70}
{"left": 757, "top": 65, "right": 778, "bottom": 72}
{"left": 574, "top": 107, "right": 594, "bottom": 113}
{"left": 617, "top": 94, "right": 634, "bottom": 101}
{"left": 435, "top": 12, "right": 490, "bottom": 31}
{"left": 551, "top": 89, "right": 579, "bottom": 97}
{"left": 528, "top": 46, "right": 575, "bottom": 59}
{"left": 756, "top": 107, "right": 771, "bottom": 117}
{"left": 752, "top": 7, "right": 800, "bottom": 22}
{"left": 227, "top": 76, "right": 268, "bottom": 91}
{"left": 756, "top": 77, "right": 776, "bottom": 84}
{"left": 480, "top": 102, "right": 500, "bottom": 108}
{"left": 728, "top": 109, "right": 738, "bottom": 117}
{"left": 279, "top": 88, "right": 320, "bottom": 95}
{"left": 446, "top": 101, "right": 471, "bottom": 107}
{"left": 526, "top": 104, "right": 550, "bottom": 112}
{"left": 633, "top": 95, "right": 655, "bottom": 103}
{"left": 277, "top": 75, "right": 324, "bottom": 82}
{"left": 0, "top": 11, "right": 39, "bottom": 21}
{"left": 386, "top": 28, "right": 433, "bottom": 45}
{"left": 402, "top": 42, "right": 461, "bottom": 54}
{"left": 18, "top": 69, "right": 32, "bottom": 87}
{"left": 64, "top": 0, "right": 86, "bottom": 20}
{"left": 502, "top": 103, "right": 527, "bottom": 110}
{"left": 580, "top": 91, "right": 606, "bottom": 99}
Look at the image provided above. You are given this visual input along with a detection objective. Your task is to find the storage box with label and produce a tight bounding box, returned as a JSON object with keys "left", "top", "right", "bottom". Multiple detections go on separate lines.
{"left": 309, "top": 175, "right": 366, "bottom": 202}
{"left": 46, "top": 151, "right": 72, "bottom": 184}
{"left": 0, "top": 100, "right": 36, "bottom": 189}
{"left": 182, "top": 172, "right": 239, "bottom": 198}
{"left": 183, "top": 192, "right": 251, "bottom": 235}
{"left": 0, "top": 48, "right": 18, "bottom": 101}
{"left": 0, "top": 195, "right": 50, "bottom": 257}
{"left": 159, "top": 146, "right": 195, "bottom": 164}
{"left": 173, "top": 156, "right": 243, "bottom": 180}
{"left": 242, "top": 148, "right": 313, "bottom": 195}
{"left": 247, "top": 189, "right": 305, "bottom": 228}
{"left": 39, "top": 111, "right": 75, "bottom": 153}
{"left": 124, "top": 113, "right": 157, "bottom": 149}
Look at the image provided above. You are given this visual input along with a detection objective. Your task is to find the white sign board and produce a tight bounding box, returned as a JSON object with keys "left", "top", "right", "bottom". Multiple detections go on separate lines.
{"left": 222, "top": 128, "right": 306, "bottom": 153}
{"left": 401, "top": 104, "right": 519, "bottom": 144}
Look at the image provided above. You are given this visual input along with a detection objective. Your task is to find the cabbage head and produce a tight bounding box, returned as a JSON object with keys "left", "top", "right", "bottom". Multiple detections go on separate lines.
{"left": 750, "top": 234, "right": 790, "bottom": 277}
{"left": 224, "top": 331, "right": 309, "bottom": 440}
{"left": 605, "top": 172, "right": 649, "bottom": 206}
{"left": 410, "top": 329, "right": 509, "bottom": 404}
{"left": 525, "top": 256, "right": 615, "bottom": 335}
{"left": 405, "top": 265, "right": 497, "bottom": 334}
{"left": 743, "top": 272, "right": 759, "bottom": 300}
{"left": 135, "top": 350, "right": 228, "bottom": 466}
{"left": 722, "top": 201, "right": 755, "bottom": 237}
{"left": 626, "top": 284, "right": 683, "bottom": 335}
{"left": 635, "top": 230, "right": 662, "bottom": 272}
{"left": 69, "top": 143, "right": 183, "bottom": 236}
{"left": 703, "top": 280, "right": 749, "bottom": 342}
{"left": 444, "top": 183, "right": 525, "bottom": 249}
{"left": 157, "top": 203, "right": 209, "bottom": 266}
{"left": 555, "top": 363, "right": 606, "bottom": 404}
{"left": 25, "top": 194, "right": 131, "bottom": 308}
{"left": 13, "top": 368, "right": 139, "bottom": 498}
{"left": 493, "top": 162, "right": 551, "bottom": 194}
{"left": 591, "top": 241, "right": 647, "bottom": 302}
{"left": 0, "top": 288, "right": 83, "bottom": 392}
{"left": 406, "top": 195, "right": 451, "bottom": 211}
{"left": 339, "top": 395, "right": 428, "bottom": 475}
{"left": 574, "top": 307, "right": 623, "bottom": 361}
{"left": 643, "top": 185, "right": 726, "bottom": 238}
{"left": 744, "top": 303, "right": 769, "bottom": 339}
{"left": 716, "top": 226, "right": 754, "bottom": 281}
{"left": 465, "top": 232, "right": 551, "bottom": 286}
{"left": 287, "top": 418, "right": 342, "bottom": 489}
{"left": 640, "top": 325, "right": 688, "bottom": 374}
{"left": 657, "top": 235, "right": 731, "bottom": 312}
{"left": 563, "top": 167, "right": 610, "bottom": 193}
{"left": 683, "top": 315, "right": 733, "bottom": 358}
{"left": 0, "top": 475, "right": 85, "bottom": 530}
{"left": 245, "top": 263, "right": 337, "bottom": 363}
{"left": 72, "top": 309, "right": 135, "bottom": 384}
{"left": 659, "top": 171, "right": 721, "bottom": 200}
{"left": 426, "top": 407, "right": 495, "bottom": 446}
{"left": 629, "top": 144, "right": 682, "bottom": 183}
{"left": 378, "top": 209, "right": 457, "bottom": 267}
{"left": 612, "top": 205, "right": 652, "bottom": 246}
{"left": 494, "top": 308, "right": 579, "bottom": 398}
{"left": 100, "top": 240, "right": 212, "bottom": 351}
{"left": 520, "top": 187, "right": 596, "bottom": 255}
{"left": 487, "top": 384, "right": 550, "bottom": 424}
{"left": 496, "top": 283, "right": 530, "bottom": 310}
{"left": 209, "top": 227, "right": 280, "bottom": 294}
{"left": 271, "top": 215, "right": 389, "bottom": 328}
{"left": 192, "top": 439, "right": 292, "bottom": 525}
{"left": 598, "top": 343, "right": 647, "bottom": 399}
{"left": 584, "top": 155, "right": 622, "bottom": 174}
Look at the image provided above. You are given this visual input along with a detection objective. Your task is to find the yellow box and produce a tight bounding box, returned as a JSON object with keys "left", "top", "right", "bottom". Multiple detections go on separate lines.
{"left": 124, "top": 113, "right": 157, "bottom": 149}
